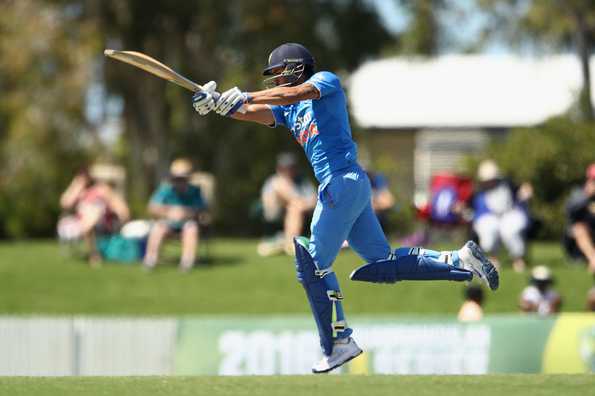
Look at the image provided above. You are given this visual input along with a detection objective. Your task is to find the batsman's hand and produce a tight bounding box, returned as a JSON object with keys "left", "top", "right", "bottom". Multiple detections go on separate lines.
{"left": 192, "top": 81, "right": 218, "bottom": 115}
{"left": 215, "top": 87, "right": 250, "bottom": 117}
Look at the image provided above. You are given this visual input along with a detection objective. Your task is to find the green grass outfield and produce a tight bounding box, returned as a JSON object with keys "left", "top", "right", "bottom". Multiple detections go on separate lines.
{"left": 0, "top": 239, "right": 592, "bottom": 315}
{"left": 0, "top": 375, "right": 593, "bottom": 396}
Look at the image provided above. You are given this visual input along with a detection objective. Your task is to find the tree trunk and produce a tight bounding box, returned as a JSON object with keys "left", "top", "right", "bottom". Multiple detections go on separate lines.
{"left": 574, "top": 10, "right": 594, "bottom": 121}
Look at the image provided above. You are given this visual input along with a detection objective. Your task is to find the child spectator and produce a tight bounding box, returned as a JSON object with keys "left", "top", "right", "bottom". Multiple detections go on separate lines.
{"left": 458, "top": 284, "right": 484, "bottom": 322}
{"left": 519, "top": 265, "right": 562, "bottom": 316}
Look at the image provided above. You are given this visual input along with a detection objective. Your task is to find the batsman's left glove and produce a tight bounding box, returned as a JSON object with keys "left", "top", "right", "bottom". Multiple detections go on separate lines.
{"left": 192, "top": 81, "right": 218, "bottom": 115}
{"left": 214, "top": 87, "right": 251, "bottom": 117}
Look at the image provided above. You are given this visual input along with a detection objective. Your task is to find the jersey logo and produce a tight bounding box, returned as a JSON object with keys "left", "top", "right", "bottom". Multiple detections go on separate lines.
{"left": 292, "top": 111, "right": 319, "bottom": 146}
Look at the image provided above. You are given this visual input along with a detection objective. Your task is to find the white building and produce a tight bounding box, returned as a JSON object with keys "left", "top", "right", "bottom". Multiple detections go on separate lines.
{"left": 348, "top": 54, "right": 595, "bottom": 199}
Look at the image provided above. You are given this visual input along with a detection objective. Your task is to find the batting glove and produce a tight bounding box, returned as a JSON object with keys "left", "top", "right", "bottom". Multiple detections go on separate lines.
{"left": 192, "top": 81, "right": 218, "bottom": 115}
{"left": 214, "top": 87, "right": 251, "bottom": 117}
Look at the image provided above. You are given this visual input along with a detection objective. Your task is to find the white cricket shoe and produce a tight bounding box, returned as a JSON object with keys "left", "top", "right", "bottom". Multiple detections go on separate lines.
{"left": 312, "top": 337, "right": 363, "bottom": 374}
{"left": 458, "top": 240, "right": 499, "bottom": 290}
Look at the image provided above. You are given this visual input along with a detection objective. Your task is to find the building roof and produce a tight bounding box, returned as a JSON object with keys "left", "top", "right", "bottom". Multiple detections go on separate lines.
{"left": 348, "top": 54, "right": 595, "bottom": 129}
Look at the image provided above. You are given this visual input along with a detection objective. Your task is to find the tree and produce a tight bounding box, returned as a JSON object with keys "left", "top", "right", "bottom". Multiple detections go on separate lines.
{"left": 0, "top": 0, "right": 99, "bottom": 237}
{"left": 396, "top": 0, "right": 446, "bottom": 55}
{"left": 478, "top": 0, "right": 595, "bottom": 120}
{"left": 0, "top": 0, "right": 394, "bottom": 237}
{"left": 88, "top": 0, "right": 394, "bottom": 233}
{"left": 473, "top": 117, "right": 595, "bottom": 238}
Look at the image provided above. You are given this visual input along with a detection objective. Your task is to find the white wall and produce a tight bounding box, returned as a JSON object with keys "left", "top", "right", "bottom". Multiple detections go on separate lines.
{"left": 0, "top": 317, "right": 177, "bottom": 376}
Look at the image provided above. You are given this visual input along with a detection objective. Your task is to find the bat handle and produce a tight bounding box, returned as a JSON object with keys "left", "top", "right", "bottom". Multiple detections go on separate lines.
{"left": 209, "top": 91, "right": 246, "bottom": 114}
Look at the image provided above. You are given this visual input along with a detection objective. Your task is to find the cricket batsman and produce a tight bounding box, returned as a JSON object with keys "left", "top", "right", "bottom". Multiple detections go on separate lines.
{"left": 191, "top": 43, "right": 499, "bottom": 373}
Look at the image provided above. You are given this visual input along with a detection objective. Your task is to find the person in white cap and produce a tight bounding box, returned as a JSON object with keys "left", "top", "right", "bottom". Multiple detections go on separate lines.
{"left": 143, "top": 158, "right": 207, "bottom": 272}
{"left": 519, "top": 265, "right": 562, "bottom": 316}
{"left": 471, "top": 160, "right": 533, "bottom": 272}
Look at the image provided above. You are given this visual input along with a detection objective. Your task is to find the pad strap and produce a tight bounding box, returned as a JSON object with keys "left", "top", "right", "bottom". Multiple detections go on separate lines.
{"left": 350, "top": 248, "right": 473, "bottom": 284}
{"left": 294, "top": 237, "right": 352, "bottom": 355}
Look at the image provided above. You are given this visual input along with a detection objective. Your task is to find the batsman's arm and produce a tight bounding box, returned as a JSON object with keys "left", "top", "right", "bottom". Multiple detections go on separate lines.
{"left": 246, "top": 83, "right": 320, "bottom": 106}
{"left": 230, "top": 83, "right": 320, "bottom": 125}
{"left": 231, "top": 104, "right": 276, "bottom": 126}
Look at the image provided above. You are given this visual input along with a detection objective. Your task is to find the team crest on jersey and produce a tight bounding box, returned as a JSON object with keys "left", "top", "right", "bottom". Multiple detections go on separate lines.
{"left": 291, "top": 111, "right": 319, "bottom": 146}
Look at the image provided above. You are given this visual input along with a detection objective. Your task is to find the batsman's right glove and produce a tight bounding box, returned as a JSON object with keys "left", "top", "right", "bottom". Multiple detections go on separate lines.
{"left": 215, "top": 87, "right": 251, "bottom": 117}
{"left": 192, "top": 81, "right": 218, "bottom": 115}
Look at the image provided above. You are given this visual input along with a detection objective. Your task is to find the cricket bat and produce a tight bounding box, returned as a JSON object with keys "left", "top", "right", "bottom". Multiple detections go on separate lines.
{"left": 104, "top": 49, "right": 245, "bottom": 113}
{"left": 104, "top": 49, "right": 203, "bottom": 92}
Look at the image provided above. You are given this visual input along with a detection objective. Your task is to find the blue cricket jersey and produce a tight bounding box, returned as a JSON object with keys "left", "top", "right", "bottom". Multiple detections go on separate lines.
{"left": 269, "top": 71, "right": 358, "bottom": 184}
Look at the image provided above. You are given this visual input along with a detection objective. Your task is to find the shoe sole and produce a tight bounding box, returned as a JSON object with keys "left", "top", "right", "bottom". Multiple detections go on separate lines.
{"left": 467, "top": 241, "right": 499, "bottom": 291}
{"left": 312, "top": 348, "right": 363, "bottom": 374}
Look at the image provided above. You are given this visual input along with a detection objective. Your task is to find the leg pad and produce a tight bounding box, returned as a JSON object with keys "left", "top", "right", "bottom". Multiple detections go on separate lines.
{"left": 294, "top": 237, "right": 352, "bottom": 356}
{"left": 350, "top": 249, "right": 473, "bottom": 283}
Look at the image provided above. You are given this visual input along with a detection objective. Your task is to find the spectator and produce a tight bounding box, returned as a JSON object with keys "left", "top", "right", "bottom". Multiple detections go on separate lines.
{"left": 563, "top": 163, "right": 595, "bottom": 273}
{"left": 143, "top": 158, "right": 207, "bottom": 272}
{"left": 471, "top": 160, "right": 533, "bottom": 272}
{"left": 519, "top": 265, "right": 562, "bottom": 316}
{"left": 257, "top": 153, "right": 317, "bottom": 256}
{"left": 457, "top": 284, "right": 484, "bottom": 322}
{"left": 364, "top": 168, "right": 395, "bottom": 232}
{"left": 587, "top": 285, "right": 595, "bottom": 312}
{"left": 59, "top": 165, "right": 130, "bottom": 266}
{"left": 586, "top": 273, "right": 595, "bottom": 312}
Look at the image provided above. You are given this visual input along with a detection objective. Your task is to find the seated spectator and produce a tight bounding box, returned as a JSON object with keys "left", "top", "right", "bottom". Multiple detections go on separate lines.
{"left": 563, "top": 163, "right": 595, "bottom": 273}
{"left": 519, "top": 265, "right": 562, "bottom": 316}
{"left": 257, "top": 153, "right": 316, "bottom": 256}
{"left": 143, "top": 158, "right": 207, "bottom": 272}
{"left": 406, "top": 172, "right": 474, "bottom": 246}
{"left": 587, "top": 285, "right": 595, "bottom": 312}
{"left": 59, "top": 165, "right": 130, "bottom": 266}
{"left": 458, "top": 284, "right": 484, "bottom": 322}
{"left": 471, "top": 160, "right": 533, "bottom": 272}
{"left": 364, "top": 168, "right": 395, "bottom": 232}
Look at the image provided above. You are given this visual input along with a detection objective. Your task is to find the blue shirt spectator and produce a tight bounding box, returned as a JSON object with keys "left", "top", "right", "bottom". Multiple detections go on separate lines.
{"left": 144, "top": 158, "right": 207, "bottom": 272}
{"left": 150, "top": 183, "right": 206, "bottom": 213}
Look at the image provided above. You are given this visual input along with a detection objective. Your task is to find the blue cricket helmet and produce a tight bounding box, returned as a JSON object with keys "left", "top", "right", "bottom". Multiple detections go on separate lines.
{"left": 263, "top": 43, "right": 315, "bottom": 75}
{"left": 262, "top": 43, "right": 315, "bottom": 88}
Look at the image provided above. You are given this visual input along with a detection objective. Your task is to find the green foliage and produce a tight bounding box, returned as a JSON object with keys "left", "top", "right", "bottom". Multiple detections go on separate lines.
{"left": 0, "top": 0, "right": 395, "bottom": 238}
{"left": 477, "top": 0, "right": 595, "bottom": 120}
{"left": 0, "top": 0, "right": 99, "bottom": 237}
{"left": 478, "top": 117, "right": 595, "bottom": 238}
{"left": 92, "top": 0, "right": 395, "bottom": 234}
{"left": 397, "top": 0, "right": 445, "bottom": 55}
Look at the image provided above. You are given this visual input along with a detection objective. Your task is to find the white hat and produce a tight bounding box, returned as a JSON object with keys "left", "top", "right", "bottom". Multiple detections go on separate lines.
{"left": 89, "top": 163, "right": 125, "bottom": 183}
{"left": 477, "top": 160, "right": 501, "bottom": 182}
{"left": 531, "top": 265, "right": 552, "bottom": 282}
{"left": 170, "top": 158, "right": 193, "bottom": 178}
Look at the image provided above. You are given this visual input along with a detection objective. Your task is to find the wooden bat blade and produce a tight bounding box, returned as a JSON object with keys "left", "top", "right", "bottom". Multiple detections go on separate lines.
{"left": 104, "top": 49, "right": 246, "bottom": 114}
{"left": 104, "top": 49, "right": 202, "bottom": 92}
